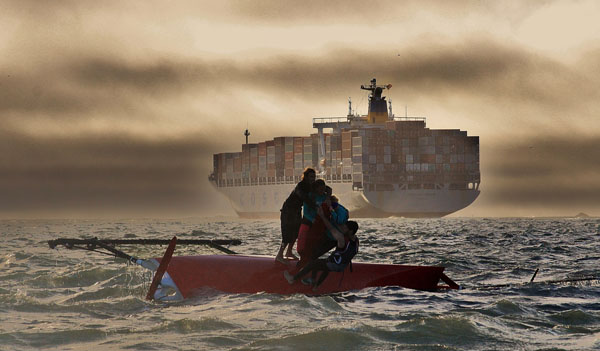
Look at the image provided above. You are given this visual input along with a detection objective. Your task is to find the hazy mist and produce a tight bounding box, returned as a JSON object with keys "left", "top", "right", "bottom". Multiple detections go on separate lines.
{"left": 2, "top": 0, "right": 599, "bottom": 218}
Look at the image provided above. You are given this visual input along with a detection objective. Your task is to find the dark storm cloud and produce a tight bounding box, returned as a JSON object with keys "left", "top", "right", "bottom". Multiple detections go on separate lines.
{"left": 241, "top": 41, "right": 600, "bottom": 113}
{"left": 1, "top": 68, "right": 133, "bottom": 115}
{"left": 72, "top": 58, "right": 227, "bottom": 95}
{"left": 1, "top": 72, "right": 89, "bottom": 114}
{"left": 76, "top": 59, "right": 187, "bottom": 91}
{"left": 2, "top": 55, "right": 241, "bottom": 118}
{"left": 1, "top": 129, "right": 216, "bottom": 168}
{"left": 227, "top": 0, "right": 548, "bottom": 25}
{"left": 4, "top": 38, "right": 596, "bottom": 119}
{"left": 0, "top": 129, "right": 223, "bottom": 216}
{"left": 1, "top": 58, "right": 205, "bottom": 115}
{"left": 485, "top": 136, "right": 600, "bottom": 207}
{"left": 124, "top": 41, "right": 593, "bottom": 109}
{"left": 228, "top": 0, "right": 407, "bottom": 23}
{"left": 3, "top": 0, "right": 531, "bottom": 26}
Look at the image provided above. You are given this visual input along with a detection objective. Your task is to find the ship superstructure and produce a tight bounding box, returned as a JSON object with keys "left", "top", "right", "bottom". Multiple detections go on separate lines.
{"left": 210, "top": 79, "right": 480, "bottom": 217}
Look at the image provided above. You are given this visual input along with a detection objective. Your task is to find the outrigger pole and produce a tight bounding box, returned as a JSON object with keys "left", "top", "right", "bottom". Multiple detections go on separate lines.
{"left": 48, "top": 238, "right": 241, "bottom": 255}
{"left": 48, "top": 238, "right": 240, "bottom": 270}
{"left": 49, "top": 237, "right": 243, "bottom": 301}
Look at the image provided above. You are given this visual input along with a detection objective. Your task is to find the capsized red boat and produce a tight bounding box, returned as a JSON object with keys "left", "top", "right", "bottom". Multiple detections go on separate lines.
{"left": 152, "top": 254, "right": 459, "bottom": 300}
{"left": 47, "top": 237, "right": 459, "bottom": 301}
{"left": 146, "top": 234, "right": 459, "bottom": 300}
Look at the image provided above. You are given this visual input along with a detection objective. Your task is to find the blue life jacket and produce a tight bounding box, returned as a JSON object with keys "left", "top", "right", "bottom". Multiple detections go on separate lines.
{"left": 326, "top": 238, "right": 359, "bottom": 272}
{"left": 302, "top": 192, "right": 326, "bottom": 223}
{"left": 326, "top": 204, "right": 349, "bottom": 240}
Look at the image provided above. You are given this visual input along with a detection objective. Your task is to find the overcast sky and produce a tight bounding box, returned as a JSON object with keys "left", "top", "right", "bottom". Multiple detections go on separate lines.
{"left": 2, "top": 0, "right": 599, "bottom": 218}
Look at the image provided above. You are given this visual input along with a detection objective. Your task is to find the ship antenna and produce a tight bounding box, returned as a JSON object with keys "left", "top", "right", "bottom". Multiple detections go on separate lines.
{"left": 348, "top": 97, "right": 352, "bottom": 117}
{"left": 244, "top": 126, "right": 250, "bottom": 145}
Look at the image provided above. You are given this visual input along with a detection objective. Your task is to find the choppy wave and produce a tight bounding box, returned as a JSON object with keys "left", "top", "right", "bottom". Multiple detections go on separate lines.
{"left": 1, "top": 217, "right": 599, "bottom": 350}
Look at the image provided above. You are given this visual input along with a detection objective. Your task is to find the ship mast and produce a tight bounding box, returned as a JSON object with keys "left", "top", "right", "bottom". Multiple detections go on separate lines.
{"left": 244, "top": 128, "right": 250, "bottom": 144}
{"left": 348, "top": 97, "right": 353, "bottom": 117}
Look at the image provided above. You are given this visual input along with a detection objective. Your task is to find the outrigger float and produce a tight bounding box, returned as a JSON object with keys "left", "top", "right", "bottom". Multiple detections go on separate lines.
{"left": 48, "top": 237, "right": 459, "bottom": 301}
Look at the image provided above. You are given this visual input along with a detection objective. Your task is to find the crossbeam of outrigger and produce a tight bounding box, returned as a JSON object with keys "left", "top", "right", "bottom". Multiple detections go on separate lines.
{"left": 48, "top": 238, "right": 241, "bottom": 255}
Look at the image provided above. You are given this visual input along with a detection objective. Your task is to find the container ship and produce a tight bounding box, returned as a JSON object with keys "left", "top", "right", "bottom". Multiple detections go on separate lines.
{"left": 209, "top": 79, "right": 480, "bottom": 218}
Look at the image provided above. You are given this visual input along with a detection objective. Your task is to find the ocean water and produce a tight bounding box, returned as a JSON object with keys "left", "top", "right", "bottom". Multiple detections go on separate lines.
{"left": 1, "top": 217, "right": 599, "bottom": 351}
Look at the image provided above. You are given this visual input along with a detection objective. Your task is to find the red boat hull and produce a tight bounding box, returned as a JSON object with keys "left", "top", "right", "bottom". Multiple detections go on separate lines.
{"left": 157, "top": 255, "right": 456, "bottom": 298}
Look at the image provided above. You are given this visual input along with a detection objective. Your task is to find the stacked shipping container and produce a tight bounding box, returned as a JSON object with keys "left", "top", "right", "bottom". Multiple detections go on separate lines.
{"left": 211, "top": 120, "right": 479, "bottom": 190}
{"left": 214, "top": 136, "right": 318, "bottom": 185}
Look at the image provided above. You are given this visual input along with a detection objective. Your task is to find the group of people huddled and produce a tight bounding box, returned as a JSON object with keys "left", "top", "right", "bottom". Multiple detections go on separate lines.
{"left": 276, "top": 167, "right": 359, "bottom": 291}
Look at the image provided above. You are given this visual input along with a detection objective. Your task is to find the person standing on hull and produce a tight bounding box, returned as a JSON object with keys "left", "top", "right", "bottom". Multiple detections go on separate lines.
{"left": 296, "top": 179, "right": 331, "bottom": 268}
{"left": 276, "top": 167, "right": 316, "bottom": 264}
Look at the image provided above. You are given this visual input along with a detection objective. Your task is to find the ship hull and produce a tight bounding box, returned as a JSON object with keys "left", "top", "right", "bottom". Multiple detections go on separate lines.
{"left": 361, "top": 187, "right": 480, "bottom": 216}
{"left": 213, "top": 182, "right": 479, "bottom": 218}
